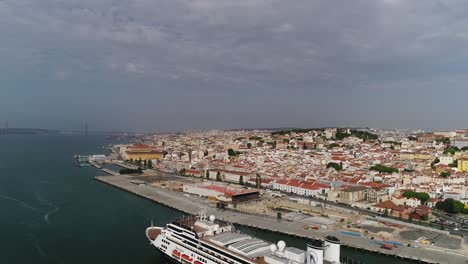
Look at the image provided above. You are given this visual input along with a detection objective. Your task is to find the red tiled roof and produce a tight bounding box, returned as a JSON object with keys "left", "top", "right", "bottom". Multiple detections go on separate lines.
{"left": 373, "top": 200, "right": 396, "bottom": 209}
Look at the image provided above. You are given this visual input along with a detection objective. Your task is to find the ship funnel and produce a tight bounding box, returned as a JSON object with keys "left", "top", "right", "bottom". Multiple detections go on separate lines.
{"left": 323, "top": 236, "right": 340, "bottom": 264}
{"left": 269, "top": 244, "right": 277, "bottom": 254}
{"left": 307, "top": 240, "right": 324, "bottom": 264}
{"left": 277, "top": 241, "right": 286, "bottom": 252}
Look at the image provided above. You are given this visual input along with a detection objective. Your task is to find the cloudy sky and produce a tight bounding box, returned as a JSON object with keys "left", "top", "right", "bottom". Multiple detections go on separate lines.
{"left": 1, "top": 0, "right": 468, "bottom": 132}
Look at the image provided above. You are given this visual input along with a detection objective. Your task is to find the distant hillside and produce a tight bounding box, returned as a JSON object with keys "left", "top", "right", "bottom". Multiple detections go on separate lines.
{"left": 0, "top": 128, "right": 59, "bottom": 135}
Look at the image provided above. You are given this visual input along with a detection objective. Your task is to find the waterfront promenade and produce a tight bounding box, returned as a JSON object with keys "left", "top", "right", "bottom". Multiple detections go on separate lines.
{"left": 95, "top": 175, "right": 467, "bottom": 264}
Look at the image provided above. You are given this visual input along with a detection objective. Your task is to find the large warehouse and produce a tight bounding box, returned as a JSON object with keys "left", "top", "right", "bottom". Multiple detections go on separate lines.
{"left": 183, "top": 183, "right": 259, "bottom": 203}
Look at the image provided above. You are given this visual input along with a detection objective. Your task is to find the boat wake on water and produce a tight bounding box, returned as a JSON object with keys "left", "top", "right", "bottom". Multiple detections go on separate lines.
{"left": 0, "top": 194, "right": 43, "bottom": 213}
{"left": 44, "top": 206, "right": 60, "bottom": 224}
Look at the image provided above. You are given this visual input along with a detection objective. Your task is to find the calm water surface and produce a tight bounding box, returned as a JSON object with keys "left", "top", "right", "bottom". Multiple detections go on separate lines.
{"left": 0, "top": 134, "right": 414, "bottom": 264}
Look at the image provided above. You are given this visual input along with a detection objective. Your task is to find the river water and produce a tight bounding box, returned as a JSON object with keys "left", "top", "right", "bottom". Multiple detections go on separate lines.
{"left": 0, "top": 134, "right": 415, "bottom": 264}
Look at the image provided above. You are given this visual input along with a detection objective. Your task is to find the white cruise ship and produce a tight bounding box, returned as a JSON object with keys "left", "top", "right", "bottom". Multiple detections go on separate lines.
{"left": 145, "top": 214, "right": 341, "bottom": 264}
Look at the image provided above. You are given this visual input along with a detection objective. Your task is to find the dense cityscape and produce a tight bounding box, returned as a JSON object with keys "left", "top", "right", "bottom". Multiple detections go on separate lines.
{"left": 118, "top": 128, "right": 468, "bottom": 218}
{"left": 77, "top": 127, "right": 468, "bottom": 263}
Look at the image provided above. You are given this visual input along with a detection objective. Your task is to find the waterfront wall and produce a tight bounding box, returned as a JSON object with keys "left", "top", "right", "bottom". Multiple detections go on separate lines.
{"left": 94, "top": 175, "right": 467, "bottom": 264}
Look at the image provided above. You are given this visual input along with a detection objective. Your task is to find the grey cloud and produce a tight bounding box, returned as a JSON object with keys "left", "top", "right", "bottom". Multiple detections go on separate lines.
{"left": 1, "top": 0, "right": 468, "bottom": 130}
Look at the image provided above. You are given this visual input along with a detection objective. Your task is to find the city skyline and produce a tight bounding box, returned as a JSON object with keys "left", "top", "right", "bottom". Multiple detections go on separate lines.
{"left": 2, "top": 0, "right": 468, "bottom": 131}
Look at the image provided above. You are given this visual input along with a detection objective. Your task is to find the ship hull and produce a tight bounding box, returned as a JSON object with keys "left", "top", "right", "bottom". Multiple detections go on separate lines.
{"left": 154, "top": 246, "right": 181, "bottom": 264}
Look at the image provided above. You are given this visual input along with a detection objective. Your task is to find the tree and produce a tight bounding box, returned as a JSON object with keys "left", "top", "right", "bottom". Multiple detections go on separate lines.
{"left": 147, "top": 160, "right": 153, "bottom": 169}
{"left": 256, "top": 174, "right": 261, "bottom": 188}
{"left": 440, "top": 171, "right": 451, "bottom": 178}
{"left": 444, "top": 146, "right": 459, "bottom": 155}
{"left": 431, "top": 158, "right": 440, "bottom": 169}
{"left": 403, "top": 191, "right": 430, "bottom": 204}
{"left": 227, "top": 148, "right": 236, "bottom": 157}
{"left": 143, "top": 160, "right": 147, "bottom": 167}
{"left": 137, "top": 158, "right": 142, "bottom": 166}
{"left": 216, "top": 171, "right": 222, "bottom": 182}
{"left": 449, "top": 160, "right": 458, "bottom": 168}
{"left": 327, "top": 162, "right": 342, "bottom": 171}
{"left": 239, "top": 175, "right": 244, "bottom": 185}
{"left": 247, "top": 143, "right": 252, "bottom": 149}
{"left": 370, "top": 164, "right": 398, "bottom": 174}
{"left": 179, "top": 168, "right": 186, "bottom": 176}
{"left": 328, "top": 143, "right": 340, "bottom": 149}
{"left": 205, "top": 170, "right": 210, "bottom": 179}
{"left": 436, "top": 198, "right": 466, "bottom": 214}
{"left": 136, "top": 167, "right": 143, "bottom": 174}
{"left": 462, "top": 146, "right": 468, "bottom": 151}
{"left": 383, "top": 208, "right": 389, "bottom": 216}
{"left": 435, "top": 137, "right": 450, "bottom": 145}
{"left": 129, "top": 158, "right": 134, "bottom": 164}
{"left": 408, "top": 136, "right": 418, "bottom": 141}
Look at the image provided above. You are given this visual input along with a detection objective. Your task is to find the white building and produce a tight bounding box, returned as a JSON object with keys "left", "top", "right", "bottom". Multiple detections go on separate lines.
{"left": 439, "top": 155, "right": 453, "bottom": 165}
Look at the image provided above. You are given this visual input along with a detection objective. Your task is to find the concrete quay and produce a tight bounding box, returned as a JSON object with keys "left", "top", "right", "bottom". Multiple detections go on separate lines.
{"left": 100, "top": 168, "right": 119, "bottom": 176}
{"left": 95, "top": 175, "right": 467, "bottom": 264}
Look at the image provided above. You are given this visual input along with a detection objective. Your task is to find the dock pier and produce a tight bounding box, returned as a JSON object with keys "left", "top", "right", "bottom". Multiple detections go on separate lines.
{"left": 95, "top": 175, "right": 467, "bottom": 264}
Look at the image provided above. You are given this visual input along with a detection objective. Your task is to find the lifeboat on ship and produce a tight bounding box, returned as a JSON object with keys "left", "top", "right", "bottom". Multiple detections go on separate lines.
{"left": 172, "top": 249, "right": 181, "bottom": 259}
{"left": 181, "top": 254, "right": 193, "bottom": 264}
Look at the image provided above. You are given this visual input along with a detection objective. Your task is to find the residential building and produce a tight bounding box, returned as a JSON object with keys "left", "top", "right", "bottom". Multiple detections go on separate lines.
{"left": 458, "top": 157, "right": 468, "bottom": 172}
{"left": 338, "top": 186, "right": 367, "bottom": 205}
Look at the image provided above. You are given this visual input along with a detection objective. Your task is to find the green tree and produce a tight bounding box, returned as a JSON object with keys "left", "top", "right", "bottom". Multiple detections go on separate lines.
{"left": 239, "top": 175, "right": 244, "bottom": 185}
{"left": 216, "top": 171, "right": 222, "bottom": 182}
{"left": 137, "top": 158, "right": 142, "bottom": 166}
{"left": 440, "top": 171, "right": 451, "bottom": 177}
{"left": 227, "top": 148, "right": 236, "bottom": 156}
{"left": 444, "top": 146, "right": 460, "bottom": 155}
{"left": 384, "top": 208, "right": 389, "bottom": 216}
{"left": 462, "top": 146, "right": 468, "bottom": 151}
{"left": 147, "top": 160, "right": 153, "bottom": 169}
{"left": 326, "top": 162, "right": 342, "bottom": 171}
{"left": 129, "top": 158, "right": 134, "bottom": 164}
{"left": 449, "top": 160, "right": 458, "bottom": 168}
{"left": 247, "top": 143, "right": 252, "bottom": 149}
{"left": 328, "top": 143, "right": 340, "bottom": 149}
{"left": 179, "top": 168, "right": 186, "bottom": 176}
{"left": 143, "top": 160, "right": 147, "bottom": 167}
{"left": 436, "top": 198, "right": 466, "bottom": 214}
{"left": 403, "top": 191, "right": 430, "bottom": 204}
{"left": 205, "top": 170, "right": 210, "bottom": 179}
{"left": 370, "top": 164, "right": 398, "bottom": 174}
{"left": 436, "top": 137, "right": 450, "bottom": 144}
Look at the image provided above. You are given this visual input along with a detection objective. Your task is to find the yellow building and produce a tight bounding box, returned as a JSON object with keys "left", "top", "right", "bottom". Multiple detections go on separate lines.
{"left": 400, "top": 152, "right": 415, "bottom": 160}
{"left": 414, "top": 152, "right": 433, "bottom": 160}
{"left": 125, "top": 144, "right": 164, "bottom": 161}
{"left": 458, "top": 157, "right": 468, "bottom": 172}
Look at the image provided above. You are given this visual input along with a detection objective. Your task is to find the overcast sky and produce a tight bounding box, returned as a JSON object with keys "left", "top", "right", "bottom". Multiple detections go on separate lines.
{"left": 1, "top": 0, "right": 468, "bottom": 132}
